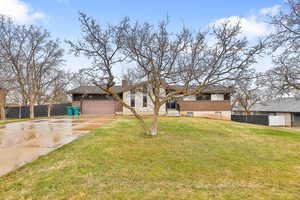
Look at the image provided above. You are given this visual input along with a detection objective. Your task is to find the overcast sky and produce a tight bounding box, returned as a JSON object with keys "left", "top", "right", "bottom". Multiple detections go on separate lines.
{"left": 0, "top": 0, "right": 284, "bottom": 73}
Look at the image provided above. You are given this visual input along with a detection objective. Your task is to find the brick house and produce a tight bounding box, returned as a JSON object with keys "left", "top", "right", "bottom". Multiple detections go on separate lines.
{"left": 68, "top": 81, "right": 233, "bottom": 119}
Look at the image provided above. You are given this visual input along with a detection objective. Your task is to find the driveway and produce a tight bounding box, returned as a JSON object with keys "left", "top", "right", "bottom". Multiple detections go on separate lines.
{"left": 0, "top": 116, "right": 114, "bottom": 176}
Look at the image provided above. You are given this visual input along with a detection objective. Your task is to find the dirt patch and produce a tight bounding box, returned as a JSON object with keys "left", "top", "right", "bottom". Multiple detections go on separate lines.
{"left": 73, "top": 124, "right": 102, "bottom": 131}
{"left": 90, "top": 119, "right": 114, "bottom": 123}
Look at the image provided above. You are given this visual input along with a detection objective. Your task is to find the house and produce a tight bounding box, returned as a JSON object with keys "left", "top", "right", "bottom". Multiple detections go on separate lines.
{"left": 233, "top": 97, "right": 300, "bottom": 127}
{"left": 67, "top": 80, "right": 233, "bottom": 119}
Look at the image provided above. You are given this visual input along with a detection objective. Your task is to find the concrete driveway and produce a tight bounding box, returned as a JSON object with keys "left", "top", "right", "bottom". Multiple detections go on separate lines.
{"left": 0, "top": 116, "right": 114, "bottom": 176}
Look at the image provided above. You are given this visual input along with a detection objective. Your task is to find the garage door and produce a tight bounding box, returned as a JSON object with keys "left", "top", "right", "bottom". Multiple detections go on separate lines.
{"left": 82, "top": 100, "right": 116, "bottom": 115}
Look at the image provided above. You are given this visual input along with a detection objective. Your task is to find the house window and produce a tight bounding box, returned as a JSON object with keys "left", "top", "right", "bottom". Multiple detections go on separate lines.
{"left": 196, "top": 94, "right": 211, "bottom": 101}
{"left": 130, "top": 89, "right": 135, "bottom": 107}
{"left": 143, "top": 95, "right": 147, "bottom": 107}
{"left": 142, "top": 85, "right": 148, "bottom": 107}
{"left": 215, "top": 111, "right": 222, "bottom": 115}
{"left": 224, "top": 93, "right": 230, "bottom": 100}
{"left": 294, "top": 113, "right": 300, "bottom": 122}
{"left": 166, "top": 99, "right": 177, "bottom": 109}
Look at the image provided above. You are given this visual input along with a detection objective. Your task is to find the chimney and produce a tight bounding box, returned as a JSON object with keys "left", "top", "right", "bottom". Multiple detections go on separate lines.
{"left": 122, "top": 80, "right": 128, "bottom": 90}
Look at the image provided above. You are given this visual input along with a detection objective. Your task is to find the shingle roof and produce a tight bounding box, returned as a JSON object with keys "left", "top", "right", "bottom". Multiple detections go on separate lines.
{"left": 168, "top": 84, "right": 233, "bottom": 93}
{"left": 68, "top": 84, "right": 233, "bottom": 94}
{"left": 67, "top": 86, "right": 123, "bottom": 94}
{"left": 235, "top": 97, "right": 300, "bottom": 113}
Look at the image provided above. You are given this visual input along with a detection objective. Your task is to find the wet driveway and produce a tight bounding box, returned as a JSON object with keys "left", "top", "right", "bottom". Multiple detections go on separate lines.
{"left": 0, "top": 116, "right": 114, "bottom": 176}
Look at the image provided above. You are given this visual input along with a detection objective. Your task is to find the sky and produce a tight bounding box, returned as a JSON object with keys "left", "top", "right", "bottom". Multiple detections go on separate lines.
{"left": 0, "top": 0, "right": 285, "bottom": 73}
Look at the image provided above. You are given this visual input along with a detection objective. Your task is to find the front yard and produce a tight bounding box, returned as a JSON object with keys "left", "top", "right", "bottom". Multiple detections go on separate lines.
{"left": 1, "top": 116, "right": 300, "bottom": 199}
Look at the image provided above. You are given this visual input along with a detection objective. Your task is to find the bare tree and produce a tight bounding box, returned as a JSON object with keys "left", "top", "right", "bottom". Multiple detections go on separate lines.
{"left": 39, "top": 70, "right": 70, "bottom": 117}
{"left": 68, "top": 13, "right": 265, "bottom": 136}
{"left": 0, "top": 15, "right": 64, "bottom": 118}
{"left": 233, "top": 71, "right": 269, "bottom": 115}
{"left": 267, "top": 0, "right": 300, "bottom": 92}
{"left": 69, "top": 69, "right": 93, "bottom": 88}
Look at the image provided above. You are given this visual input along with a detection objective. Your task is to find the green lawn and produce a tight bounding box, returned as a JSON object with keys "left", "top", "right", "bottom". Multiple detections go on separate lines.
{"left": 1, "top": 117, "right": 300, "bottom": 199}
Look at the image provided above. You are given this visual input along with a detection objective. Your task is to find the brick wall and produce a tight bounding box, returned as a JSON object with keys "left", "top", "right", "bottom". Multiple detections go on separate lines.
{"left": 178, "top": 100, "right": 232, "bottom": 111}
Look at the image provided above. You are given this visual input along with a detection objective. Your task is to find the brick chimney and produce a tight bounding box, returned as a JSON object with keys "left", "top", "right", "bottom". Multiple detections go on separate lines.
{"left": 122, "top": 80, "right": 128, "bottom": 90}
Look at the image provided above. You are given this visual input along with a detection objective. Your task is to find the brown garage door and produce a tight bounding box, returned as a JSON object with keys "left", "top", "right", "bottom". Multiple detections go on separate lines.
{"left": 82, "top": 100, "right": 116, "bottom": 115}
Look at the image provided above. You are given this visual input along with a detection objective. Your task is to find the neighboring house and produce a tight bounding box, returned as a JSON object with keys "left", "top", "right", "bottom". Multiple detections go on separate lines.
{"left": 233, "top": 97, "right": 300, "bottom": 127}
{"left": 67, "top": 80, "right": 233, "bottom": 119}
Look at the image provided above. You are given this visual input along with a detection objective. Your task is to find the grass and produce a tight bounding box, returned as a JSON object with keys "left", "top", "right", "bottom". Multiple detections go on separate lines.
{"left": 1, "top": 116, "right": 300, "bottom": 199}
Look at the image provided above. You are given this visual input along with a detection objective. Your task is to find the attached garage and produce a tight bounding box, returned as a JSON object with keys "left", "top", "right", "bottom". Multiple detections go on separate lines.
{"left": 68, "top": 86, "right": 124, "bottom": 115}
{"left": 81, "top": 100, "right": 116, "bottom": 115}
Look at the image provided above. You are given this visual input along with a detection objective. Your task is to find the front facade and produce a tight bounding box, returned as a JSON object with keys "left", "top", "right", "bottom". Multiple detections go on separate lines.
{"left": 68, "top": 81, "right": 233, "bottom": 120}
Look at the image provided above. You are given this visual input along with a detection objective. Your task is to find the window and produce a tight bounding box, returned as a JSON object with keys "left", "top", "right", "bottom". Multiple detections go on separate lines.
{"left": 196, "top": 94, "right": 211, "bottom": 101}
{"left": 294, "top": 113, "right": 300, "bottom": 122}
{"left": 143, "top": 95, "right": 147, "bottom": 107}
{"left": 166, "top": 99, "right": 177, "bottom": 109}
{"left": 142, "top": 85, "right": 148, "bottom": 107}
{"left": 224, "top": 93, "right": 230, "bottom": 100}
{"left": 130, "top": 89, "right": 135, "bottom": 107}
{"left": 215, "top": 111, "right": 222, "bottom": 115}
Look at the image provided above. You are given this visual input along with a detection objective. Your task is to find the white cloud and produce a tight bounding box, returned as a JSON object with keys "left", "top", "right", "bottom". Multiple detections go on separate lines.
{"left": 210, "top": 5, "right": 281, "bottom": 71}
{"left": 212, "top": 15, "right": 270, "bottom": 39}
{"left": 211, "top": 4, "right": 283, "bottom": 40}
{"left": 0, "top": 0, "right": 45, "bottom": 24}
{"left": 259, "top": 5, "right": 281, "bottom": 16}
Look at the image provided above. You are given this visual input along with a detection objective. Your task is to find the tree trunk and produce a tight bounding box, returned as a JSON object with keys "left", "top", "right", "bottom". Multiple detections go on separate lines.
{"left": 0, "top": 105, "right": 5, "bottom": 120}
{"left": 29, "top": 103, "right": 35, "bottom": 119}
{"left": 107, "top": 89, "right": 149, "bottom": 135}
{"left": 150, "top": 103, "right": 160, "bottom": 136}
{"left": 47, "top": 104, "right": 52, "bottom": 118}
{"left": 19, "top": 105, "right": 22, "bottom": 119}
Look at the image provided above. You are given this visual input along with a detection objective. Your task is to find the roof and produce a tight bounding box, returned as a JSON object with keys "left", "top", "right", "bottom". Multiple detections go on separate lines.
{"left": 235, "top": 97, "right": 300, "bottom": 113}
{"left": 168, "top": 84, "right": 233, "bottom": 94}
{"left": 68, "top": 84, "right": 233, "bottom": 95}
{"left": 67, "top": 86, "right": 123, "bottom": 94}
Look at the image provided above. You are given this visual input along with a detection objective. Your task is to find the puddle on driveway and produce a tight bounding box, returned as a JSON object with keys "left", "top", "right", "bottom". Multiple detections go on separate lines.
{"left": 0, "top": 116, "right": 113, "bottom": 176}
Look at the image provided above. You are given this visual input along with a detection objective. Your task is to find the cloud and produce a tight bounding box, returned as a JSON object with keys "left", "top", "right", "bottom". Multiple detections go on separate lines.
{"left": 211, "top": 5, "right": 282, "bottom": 71}
{"left": 0, "top": 0, "right": 45, "bottom": 24}
{"left": 259, "top": 5, "right": 281, "bottom": 16}
{"left": 211, "top": 5, "right": 282, "bottom": 40}
{"left": 212, "top": 15, "right": 270, "bottom": 39}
